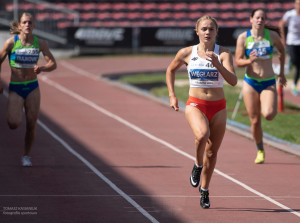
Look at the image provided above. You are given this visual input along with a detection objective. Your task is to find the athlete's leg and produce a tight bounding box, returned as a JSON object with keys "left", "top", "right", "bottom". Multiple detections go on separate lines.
{"left": 260, "top": 85, "right": 277, "bottom": 121}
{"left": 6, "top": 91, "right": 24, "bottom": 129}
{"left": 296, "top": 46, "right": 300, "bottom": 86}
{"left": 243, "top": 81, "right": 262, "bottom": 143}
{"left": 185, "top": 105, "right": 210, "bottom": 166}
{"left": 23, "top": 87, "right": 40, "bottom": 156}
{"left": 293, "top": 51, "right": 300, "bottom": 88}
{"left": 201, "top": 108, "right": 226, "bottom": 189}
{"left": 289, "top": 45, "right": 300, "bottom": 95}
{"left": 294, "top": 66, "right": 300, "bottom": 86}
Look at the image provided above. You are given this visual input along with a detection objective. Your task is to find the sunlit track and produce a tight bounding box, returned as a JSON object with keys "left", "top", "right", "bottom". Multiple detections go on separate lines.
{"left": 39, "top": 74, "right": 300, "bottom": 219}
{"left": 37, "top": 119, "right": 160, "bottom": 223}
{"left": 2, "top": 88, "right": 159, "bottom": 223}
{"left": 1, "top": 195, "right": 300, "bottom": 199}
{"left": 2, "top": 57, "right": 300, "bottom": 223}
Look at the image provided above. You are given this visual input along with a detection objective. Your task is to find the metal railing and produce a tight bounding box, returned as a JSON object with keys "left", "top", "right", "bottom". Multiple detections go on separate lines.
{"left": 2, "top": 0, "right": 80, "bottom": 46}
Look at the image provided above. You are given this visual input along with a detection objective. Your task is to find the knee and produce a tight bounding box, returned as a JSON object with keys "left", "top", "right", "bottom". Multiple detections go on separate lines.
{"left": 205, "top": 148, "right": 218, "bottom": 160}
{"left": 7, "top": 120, "right": 21, "bottom": 129}
{"left": 262, "top": 110, "right": 277, "bottom": 121}
{"left": 264, "top": 113, "right": 276, "bottom": 121}
{"left": 194, "top": 129, "right": 210, "bottom": 144}
{"left": 25, "top": 121, "right": 37, "bottom": 132}
{"left": 249, "top": 116, "right": 260, "bottom": 127}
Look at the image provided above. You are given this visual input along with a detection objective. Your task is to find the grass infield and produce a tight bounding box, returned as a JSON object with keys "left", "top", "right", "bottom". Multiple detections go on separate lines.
{"left": 117, "top": 67, "right": 300, "bottom": 145}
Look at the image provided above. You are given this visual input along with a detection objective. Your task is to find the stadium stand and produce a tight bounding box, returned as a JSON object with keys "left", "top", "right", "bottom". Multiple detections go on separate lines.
{"left": 0, "top": 0, "right": 294, "bottom": 52}
{"left": 4, "top": 1, "right": 294, "bottom": 29}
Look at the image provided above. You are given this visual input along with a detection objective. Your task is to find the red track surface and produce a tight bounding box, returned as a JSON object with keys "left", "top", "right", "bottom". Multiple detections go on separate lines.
{"left": 1, "top": 56, "right": 300, "bottom": 223}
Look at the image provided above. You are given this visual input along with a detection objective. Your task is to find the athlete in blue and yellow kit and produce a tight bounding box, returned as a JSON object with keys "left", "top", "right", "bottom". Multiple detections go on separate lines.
{"left": 235, "top": 9, "right": 287, "bottom": 164}
{"left": 166, "top": 16, "right": 237, "bottom": 208}
{"left": 0, "top": 12, "right": 56, "bottom": 166}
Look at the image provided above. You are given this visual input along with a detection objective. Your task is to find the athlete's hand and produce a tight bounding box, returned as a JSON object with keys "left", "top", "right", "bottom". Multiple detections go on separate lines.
{"left": 34, "top": 65, "right": 41, "bottom": 74}
{"left": 249, "top": 51, "right": 258, "bottom": 63}
{"left": 278, "top": 75, "right": 287, "bottom": 87}
{"left": 169, "top": 95, "right": 179, "bottom": 111}
{"left": 205, "top": 50, "right": 219, "bottom": 67}
{"left": 205, "top": 50, "right": 224, "bottom": 70}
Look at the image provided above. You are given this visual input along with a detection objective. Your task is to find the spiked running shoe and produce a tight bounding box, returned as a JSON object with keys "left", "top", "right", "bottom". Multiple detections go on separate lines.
{"left": 254, "top": 150, "right": 265, "bottom": 164}
{"left": 22, "top": 156, "right": 32, "bottom": 167}
{"left": 200, "top": 188, "right": 210, "bottom": 209}
{"left": 190, "top": 164, "right": 202, "bottom": 187}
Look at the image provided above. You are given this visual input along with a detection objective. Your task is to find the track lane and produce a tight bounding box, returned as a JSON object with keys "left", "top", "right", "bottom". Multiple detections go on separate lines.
{"left": 1, "top": 57, "right": 300, "bottom": 223}
{"left": 41, "top": 58, "right": 300, "bottom": 221}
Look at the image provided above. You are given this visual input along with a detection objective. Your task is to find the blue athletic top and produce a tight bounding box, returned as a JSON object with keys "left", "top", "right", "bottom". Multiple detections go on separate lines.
{"left": 245, "top": 29, "right": 273, "bottom": 59}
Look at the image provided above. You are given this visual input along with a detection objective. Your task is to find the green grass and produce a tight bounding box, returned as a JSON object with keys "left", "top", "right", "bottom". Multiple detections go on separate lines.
{"left": 117, "top": 68, "right": 300, "bottom": 145}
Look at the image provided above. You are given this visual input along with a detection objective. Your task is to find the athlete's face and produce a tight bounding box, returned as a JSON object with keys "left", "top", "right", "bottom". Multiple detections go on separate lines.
{"left": 250, "top": 10, "right": 265, "bottom": 29}
{"left": 18, "top": 15, "right": 34, "bottom": 34}
{"left": 196, "top": 19, "right": 217, "bottom": 43}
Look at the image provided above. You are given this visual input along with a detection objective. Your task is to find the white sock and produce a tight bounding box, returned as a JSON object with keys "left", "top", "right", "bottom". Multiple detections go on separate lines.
{"left": 201, "top": 187, "right": 208, "bottom": 192}
{"left": 195, "top": 163, "right": 203, "bottom": 168}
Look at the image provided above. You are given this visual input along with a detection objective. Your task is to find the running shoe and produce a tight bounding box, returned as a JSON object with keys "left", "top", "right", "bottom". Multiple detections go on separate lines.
{"left": 291, "top": 88, "right": 299, "bottom": 96}
{"left": 254, "top": 150, "right": 265, "bottom": 164}
{"left": 200, "top": 188, "right": 210, "bottom": 209}
{"left": 22, "top": 156, "right": 32, "bottom": 167}
{"left": 190, "top": 164, "right": 202, "bottom": 187}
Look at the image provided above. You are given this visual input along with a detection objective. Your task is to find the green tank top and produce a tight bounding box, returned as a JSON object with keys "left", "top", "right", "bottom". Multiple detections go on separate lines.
{"left": 245, "top": 29, "right": 273, "bottom": 59}
{"left": 9, "top": 35, "right": 40, "bottom": 68}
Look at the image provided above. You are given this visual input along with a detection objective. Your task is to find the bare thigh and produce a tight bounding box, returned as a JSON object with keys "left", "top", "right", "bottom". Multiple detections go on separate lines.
{"left": 243, "top": 81, "right": 261, "bottom": 119}
{"left": 260, "top": 85, "right": 277, "bottom": 119}
{"left": 6, "top": 91, "right": 24, "bottom": 128}
{"left": 185, "top": 105, "right": 210, "bottom": 139}
{"left": 24, "top": 88, "right": 41, "bottom": 126}
{"left": 206, "top": 108, "right": 227, "bottom": 154}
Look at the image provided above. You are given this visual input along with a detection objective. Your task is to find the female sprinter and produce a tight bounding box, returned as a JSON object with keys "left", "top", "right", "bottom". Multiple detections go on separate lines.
{"left": 166, "top": 15, "right": 237, "bottom": 208}
{"left": 235, "top": 9, "right": 286, "bottom": 164}
{"left": 0, "top": 12, "right": 57, "bottom": 166}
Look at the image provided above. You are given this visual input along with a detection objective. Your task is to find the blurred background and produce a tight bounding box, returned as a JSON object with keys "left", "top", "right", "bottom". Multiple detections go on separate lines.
{"left": 0, "top": 0, "right": 293, "bottom": 55}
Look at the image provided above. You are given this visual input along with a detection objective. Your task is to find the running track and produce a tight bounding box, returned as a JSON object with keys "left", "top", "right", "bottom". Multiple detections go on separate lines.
{"left": 0, "top": 56, "right": 300, "bottom": 223}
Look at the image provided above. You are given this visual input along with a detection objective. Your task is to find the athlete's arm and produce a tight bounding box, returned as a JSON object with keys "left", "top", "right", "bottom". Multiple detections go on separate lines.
{"left": 0, "top": 37, "right": 14, "bottom": 94}
{"left": 271, "top": 30, "right": 287, "bottom": 86}
{"left": 34, "top": 39, "right": 57, "bottom": 75}
{"left": 206, "top": 47, "right": 237, "bottom": 86}
{"left": 166, "top": 47, "right": 191, "bottom": 111}
{"left": 278, "top": 19, "right": 287, "bottom": 46}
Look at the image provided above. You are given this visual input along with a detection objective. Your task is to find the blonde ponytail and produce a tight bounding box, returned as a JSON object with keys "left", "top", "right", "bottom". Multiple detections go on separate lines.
{"left": 10, "top": 21, "right": 20, "bottom": 34}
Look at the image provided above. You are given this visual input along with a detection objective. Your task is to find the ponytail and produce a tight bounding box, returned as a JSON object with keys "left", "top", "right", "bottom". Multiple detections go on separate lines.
{"left": 265, "top": 24, "right": 281, "bottom": 37}
{"left": 10, "top": 21, "right": 20, "bottom": 34}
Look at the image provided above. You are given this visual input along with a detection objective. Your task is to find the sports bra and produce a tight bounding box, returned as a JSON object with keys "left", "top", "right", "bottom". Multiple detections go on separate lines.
{"left": 187, "top": 44, "right": 223, "bottom": 88}
{"left": 9, "top": 35, "right": 40, "bottom": 69}
{"left": 245, "top": 29, "right": 273, "bottom": 59}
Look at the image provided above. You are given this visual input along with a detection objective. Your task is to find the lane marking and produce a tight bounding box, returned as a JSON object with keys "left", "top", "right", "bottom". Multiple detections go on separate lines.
{"left": 1, "top": 195, "right": 299, "bottom": 198}
{"left": 37, "top": 120, "right": 159, "bottom": 223}
{"left": 60, "top": 61, "right": 100, "bottom": 80}
{"left": 41, "top": 63, "right": 300, "bottom": 218}
{"left": 2, "top": 89, "right": 159, "bottom": 223}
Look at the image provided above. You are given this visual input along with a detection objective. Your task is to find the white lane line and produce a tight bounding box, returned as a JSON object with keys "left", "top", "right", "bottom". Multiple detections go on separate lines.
{"left": 37, "top": 120, "right": 159, "bottom": 223}
{"left": 42, "top": 64, "right": 300, "bottom": 218}
{"left": 59, "top": 61, "right": 100, "bottom": 80}
{"left": 2, "top": 89, "right": 159, "bottom": 223}
{"left": 1, "top": 194, "right": 300, "bottom": 199}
